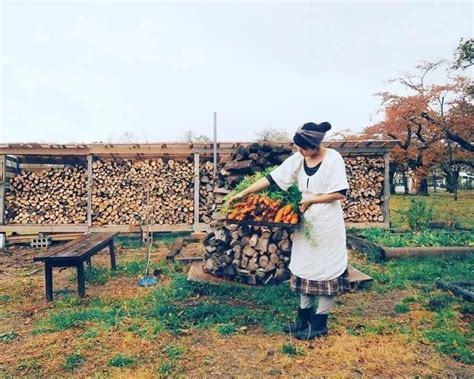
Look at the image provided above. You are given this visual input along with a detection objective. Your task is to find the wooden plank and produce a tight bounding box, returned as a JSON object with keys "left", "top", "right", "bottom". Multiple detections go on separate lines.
{"left": 90, "top": 225, "right": 141, "bottom": 233}
{"left": 17, "top": 156, "right": 87, "bottom": 165}
{"left": 345, "top": 222, "right": 390, "bottom": 229}
{"left": 0, "top": 224, "right": 89, "bottom": 234}
{"left": 86, "top": 154, "right": 93, "bottom": 227}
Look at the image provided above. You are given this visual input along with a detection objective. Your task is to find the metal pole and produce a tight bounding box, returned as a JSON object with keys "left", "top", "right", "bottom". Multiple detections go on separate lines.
{"left": 213, "top": 112, "right": 217, "bottom": 178}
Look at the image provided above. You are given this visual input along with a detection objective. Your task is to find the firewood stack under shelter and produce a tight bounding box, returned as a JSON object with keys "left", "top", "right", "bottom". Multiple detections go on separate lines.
{"left": 0, "top": 140, "right": 398, "bottom": 238}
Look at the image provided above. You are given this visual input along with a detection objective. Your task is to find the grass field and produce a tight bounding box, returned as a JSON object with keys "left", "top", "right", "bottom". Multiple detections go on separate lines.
{"left": 390, "top": 191, "right": 474, "bottom": 229}
{"left": 0, "top": 235, "right": 472, "bottom": 377}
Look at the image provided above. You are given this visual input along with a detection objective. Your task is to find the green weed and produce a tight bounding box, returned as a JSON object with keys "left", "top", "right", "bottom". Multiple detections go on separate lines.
{"left": 280, "top": 343, "right": 305, "bottom": 356}
{"left": 158, "top": 362, "right": 174, "bottom": 375}
{"left": 63, "top": 353, "right": 84, "bottom": 371}
{"left": 82, "top": 328, "right": 99, "bottom": 339}
{"left": 108, "top": 354, "right": 136, "bottom": 368}
{"left": 215, "top": 323, "right": 238, "bottom": 336}
{"left": 394, "top": 303, "right": 410, "bottom": 314}
{"left": 0, "top": 331, "right": 18, "bottom": 343}
{"left": 164, "top": 345, "right": 184, "bottom": 360}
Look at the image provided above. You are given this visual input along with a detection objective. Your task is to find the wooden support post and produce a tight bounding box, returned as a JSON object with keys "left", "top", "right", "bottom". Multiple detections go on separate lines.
{"left": 0, "top": 155, "right": 6, "bottom": 225}
{"left": 77, "top": 262, "right": 86, "bottom": 297}
{"left": 45, "top": 262, "right": 53, "bottom": 301}
{"left": 86, "top": 154, "right": 93, "bottom": 228}
{"left": 193, "top": 153, "right": 200, "bottom": 230}
{"left": 109, "top": 240, "right": 117, "bottom": 270}
{"left": 382, "top": 152, "right": 390, "bottom": 226}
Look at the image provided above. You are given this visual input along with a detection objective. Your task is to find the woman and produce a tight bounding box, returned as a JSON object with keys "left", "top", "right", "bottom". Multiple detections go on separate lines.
{"left": 229, "top": 121, "right": 350, "bottom": 340}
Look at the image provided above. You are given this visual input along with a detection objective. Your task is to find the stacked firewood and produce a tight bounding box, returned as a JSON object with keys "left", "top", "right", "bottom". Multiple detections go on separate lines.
{"left": 203, "top": 222, "right": 294, "bottom": 285}
{"left": 5, "top": 166, "right": 87, "bottom": 224}
{"left": 343, "top": 156, "right": 385, "bottom": 222}
{"left": 92, "top": 158, "right": 195, "bottom": 225}
{"left": 199, "top": 160, "right": 217, "bottom": 224}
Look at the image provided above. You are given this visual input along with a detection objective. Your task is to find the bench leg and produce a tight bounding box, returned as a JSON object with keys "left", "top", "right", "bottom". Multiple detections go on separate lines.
{"left": 77, "top": 262, "right": 86, "bottom": 298}
{"left": 109, "top": 241, "right": 117, "bottom": 270}
{"left": 45, "top": 262, "right": 53, "bottom": 301}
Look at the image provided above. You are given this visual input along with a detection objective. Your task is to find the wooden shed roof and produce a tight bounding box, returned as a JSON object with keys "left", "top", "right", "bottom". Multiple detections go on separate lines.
{"left": 0, "top": 140, "right": 400, "bottom": 158}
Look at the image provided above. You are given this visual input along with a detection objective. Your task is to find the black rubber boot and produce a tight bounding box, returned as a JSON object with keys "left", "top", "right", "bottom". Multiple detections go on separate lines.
{"left": 283, "top": 307, "right": 312, "bottom": 334}
{"left": 294, "top": 313, "right": 328, "bottom": 340}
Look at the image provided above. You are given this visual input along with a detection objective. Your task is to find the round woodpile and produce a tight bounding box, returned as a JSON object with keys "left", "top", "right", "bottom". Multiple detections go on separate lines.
{"left": 203, "top": 222, "right": 293, "bottom": 285}
{"left": 5, "top": 166, "right": 87, "bottom": 224}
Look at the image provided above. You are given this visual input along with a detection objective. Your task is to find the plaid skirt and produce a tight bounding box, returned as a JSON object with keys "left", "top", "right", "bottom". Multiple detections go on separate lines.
{"left": 290, "top": 268, "right": 351, "bottom": 296}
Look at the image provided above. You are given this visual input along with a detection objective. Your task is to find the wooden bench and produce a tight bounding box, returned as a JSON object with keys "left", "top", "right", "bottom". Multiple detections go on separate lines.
{"left": 33, "top": 232, "right": 118, "bottom": 301}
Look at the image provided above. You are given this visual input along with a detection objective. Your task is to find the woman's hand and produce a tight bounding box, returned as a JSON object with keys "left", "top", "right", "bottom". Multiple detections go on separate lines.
{"left": 299, "top": 198, "right": 314, "bottom": 214}
{"left": 228, "top": 192, "right": 244, "bottom": 205}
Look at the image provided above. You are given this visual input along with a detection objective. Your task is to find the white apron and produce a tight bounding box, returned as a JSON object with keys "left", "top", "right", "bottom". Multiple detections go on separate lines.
{"left": 270, "top": 149, "right": 349, "bottom": 281}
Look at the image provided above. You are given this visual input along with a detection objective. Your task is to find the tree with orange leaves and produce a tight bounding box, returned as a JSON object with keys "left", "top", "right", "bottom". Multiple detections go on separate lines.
{"left": 364, "top": 59, "right": 473, "bottom": 198}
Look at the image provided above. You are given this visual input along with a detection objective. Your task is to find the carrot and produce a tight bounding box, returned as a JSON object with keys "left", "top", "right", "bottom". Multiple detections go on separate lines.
{"left": 282, "top": 204, "right": 293, "bottom": 216}
{"left": 274, "top": 207, "right": 285, "bottom": 223}
{"left": 281, "top": 212, "right": 293, "bottom": 223}
{"left": 290, "top": 214, "right": 299, "bottom": 224}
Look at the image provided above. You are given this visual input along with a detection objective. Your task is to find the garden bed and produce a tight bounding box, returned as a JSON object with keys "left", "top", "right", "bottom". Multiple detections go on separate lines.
{"left": 347, "top": 228, "right": 474, "bottom": 261}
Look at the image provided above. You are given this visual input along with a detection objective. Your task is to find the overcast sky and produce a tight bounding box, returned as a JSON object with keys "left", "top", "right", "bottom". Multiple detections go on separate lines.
{"left": 1, "top": 1, "right": 472, "bottom": 143}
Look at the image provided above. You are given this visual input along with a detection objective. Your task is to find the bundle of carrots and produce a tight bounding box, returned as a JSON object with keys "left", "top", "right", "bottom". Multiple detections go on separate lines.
{"left": 227, "top": 194, "right": 299, "bottom": 224}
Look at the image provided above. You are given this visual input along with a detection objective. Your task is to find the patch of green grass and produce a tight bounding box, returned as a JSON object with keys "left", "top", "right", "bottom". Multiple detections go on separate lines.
{"left": 108, "top": 354, "right": 136, "bottom": 368}
{"left": 280, "top": 343, "right": 304, "bottom": 356}
{"left": 85, "top": 266, "right": 111, "bottom": 285}
{"left": 0, "top": 331, "right": 18, "bottom": 343}
{"left": 355, "top": 254, "right": 473, "bottom": 363}
{"left": 394, "top": 303, "right": 410, "bottom": 314}
{"left": 354, "top": 228, "right": 473, "bottom": 248}
{"left": 115, "top": 236, "right": 143, "bottom": 249}
{"left": 426, "top": 293, "right": 456, "bottom": 312}
{"left": 0, "top": 295, "right": 11, "bottom": 302}
{"left": 354, "top": 255, "right": 474, "bottom": 293}
{"left": 164, "top": 345, "right": 184, "bottom": 360}
{"left": 36, "top": 305, "right": 124, "bottom": 333}
{"left": 155, "top": 232, "right": 190, "bottom": 247}
{"left": 16, "top": 358, "right": 40, "bottom": 371}
{"left": 82, "top": 327, "right": 99, "bottom": 339}
{"left": 63, "top": 353, "right": 84, "bottom": 371}
{"left": 390, "top": 192, "right": 474, "bottom": 229}
{"left": 158, "top": 362, "right": 174, "bottom": 375}
{"left": 423, "top": 308, "right": 473, "bottom": 364}
{"left": 215, "top": 323, "right": 238, "bottom": 336}
{"left": 347, "top": 319, "right": 411, "bottom": 336}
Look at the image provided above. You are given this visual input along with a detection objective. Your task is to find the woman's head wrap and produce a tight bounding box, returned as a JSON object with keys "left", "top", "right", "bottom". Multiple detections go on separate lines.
{"left": 293, "top": 122, "right": 332, "bottom": 149}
